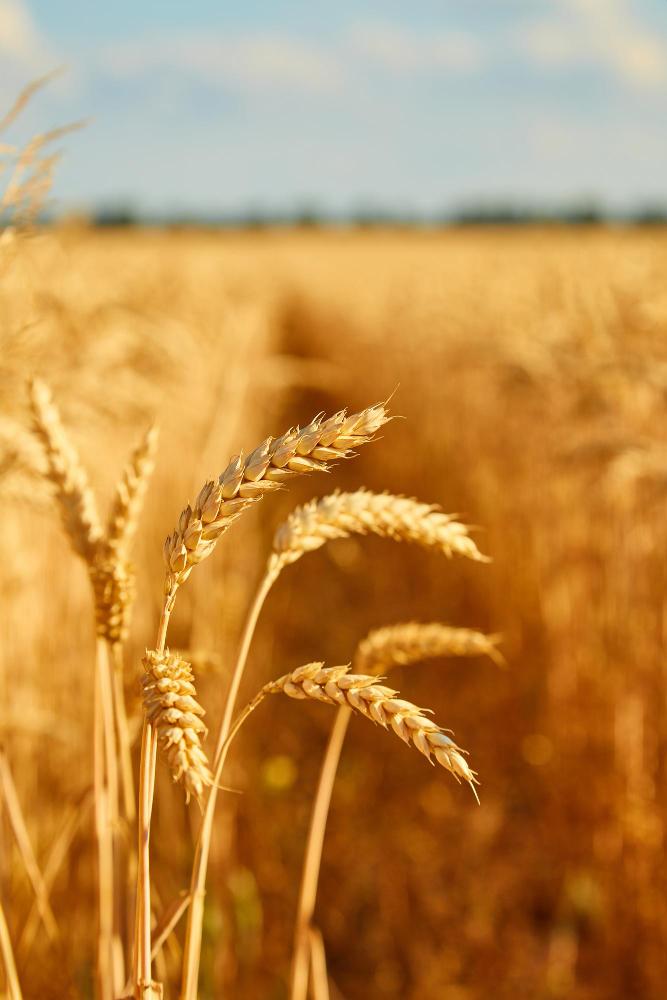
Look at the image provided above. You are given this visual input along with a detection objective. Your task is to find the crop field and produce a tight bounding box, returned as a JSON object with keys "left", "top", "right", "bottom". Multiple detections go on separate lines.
{"left": 2, "top": 221, "right": 667, "bottom": 999}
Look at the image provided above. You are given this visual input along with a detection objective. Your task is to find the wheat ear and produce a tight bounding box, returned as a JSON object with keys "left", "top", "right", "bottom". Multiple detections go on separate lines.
{"left": 141, "top": 651, "right": 212, "bottom": 805}
{"left": 164, "top": 403, "right": 390, "bottom": 592}
{"left": 271, "top": 489, "right": 488, "bottom": 571}
{"left": 28, "top": 378, "right": 103, "bottom": 561}
{"left": 289, "top": 624, "right": 500, "bottom": 1000}
{"left": 265, "top": 663, "right": 477, "bottom": 787}
{"left": 355, "top": 622, "right": 505, "bottom": 673}
{"left": 29, "top": 380, "right": 158, "bottom": 998}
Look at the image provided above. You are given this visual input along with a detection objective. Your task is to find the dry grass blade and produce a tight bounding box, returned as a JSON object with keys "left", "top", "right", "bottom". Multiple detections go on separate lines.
{"left": 150, "top": 893, "right": 192, "bottom": 961}
{"left": 164, "top": 402, "right": 390, "bottom": 591}
{"left": 270, "top": 489, "right": 488, "bottom": 571}
{"left": 28, "top": 378, "right": 103, "bottom": 562}
{"left": 18, "top": 789, "right": 93, "bottom": 958}
{"left": 354, "top": 622, "right": 504, "bottom": 674}
{"left": 142, "top": 651, "right": 213, "bottom": 805}
{"left": 0, "top": 897, "right": 23, "bottom": 1000}
{"left": 0, "top": 748, "right": 58, "bottom": 942}
{"left": 0, "top": 69, "right": 63, "bottom": 135}
{"left": 106, "top": 423, "right": 159, "bottom": 560}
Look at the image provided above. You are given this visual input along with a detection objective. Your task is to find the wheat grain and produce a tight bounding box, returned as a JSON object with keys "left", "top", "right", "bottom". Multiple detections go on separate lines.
{"left": 270, "top": 489, "right": 488, "bottom": 571}
{"left": 142, "top": 651, "right": 213, "bottom": 805}
{"left": 257, "top": 663, "right": 478, "bottom": 795}
{"left": 164, "top": 403, "right": 390, "bottom": 591}
{"left": 354, "top": 622, "right": 504, "bottom": 674}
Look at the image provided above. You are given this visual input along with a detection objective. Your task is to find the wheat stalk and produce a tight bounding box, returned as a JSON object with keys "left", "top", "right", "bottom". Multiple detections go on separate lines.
{"left": 202, "top": 659, "right": 479, "bottom": 968}
{"left": 28, "top": 379, "right": 158, "bottom": 999}
{"left": 271, "top": 489, "right": 488, "bottom": 571}
{"left": 196, "top": 656, "right": 477, "bottom": 1000}
{"left": 141, "top": 651, "right": 212, "bottom": 805}
{"left": 149, "top": 401, "right": 389, "bottom": 1000}
{"left": 164, "top": 403, "right": 390, "bottom": 592}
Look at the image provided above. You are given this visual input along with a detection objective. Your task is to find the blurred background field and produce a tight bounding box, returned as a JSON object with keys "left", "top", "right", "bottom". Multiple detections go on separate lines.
{"left": 3, "top": 223, "right": 667, "bottom": 997}
{"left": 4, "top": 1, "right": 667, "bottom": 997}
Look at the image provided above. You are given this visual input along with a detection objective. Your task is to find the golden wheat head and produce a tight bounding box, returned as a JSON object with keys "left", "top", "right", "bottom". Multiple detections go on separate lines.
{"left": 142, "top": 650, "right": 212, "bottom": 805}
{"left": 270, "top": 488, "right": 488, "bottom": 571}
{"left": 163, "top": 402, "right": 390, "bottom": 592}
{"left": 259, "top": 662, "right": 479, "bottom": 798}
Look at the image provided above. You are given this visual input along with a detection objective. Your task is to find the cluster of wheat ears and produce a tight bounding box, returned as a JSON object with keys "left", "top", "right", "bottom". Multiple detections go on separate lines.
{"left": 0, "top": 380, "right": 500, "bottom": 1000}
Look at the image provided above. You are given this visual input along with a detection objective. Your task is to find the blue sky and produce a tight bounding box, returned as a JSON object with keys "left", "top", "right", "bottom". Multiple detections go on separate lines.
{"left": 2, "top": 0, "right": 666, "bottom": 215}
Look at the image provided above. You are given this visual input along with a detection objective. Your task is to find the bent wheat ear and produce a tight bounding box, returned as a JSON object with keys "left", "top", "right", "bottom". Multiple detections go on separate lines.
{"left": 142, "top": 651, "right": 213, "bottom": 805}
{"left": 28, "top": 378, "right": 103, "bottom": 562}
{"left": 355, "top": 622, "right": 504, "bottom": 674}
{"left": 106, "top": 423, "right": 159, "bottom": 560}
{"left": 163, "top": 402, "right": 390, "bottom": 591}
{"left": 270, "top": 489, "right": 488, "bottom": 571}
{"left": 258, "top": 663, "right": 478, "bottom": 797}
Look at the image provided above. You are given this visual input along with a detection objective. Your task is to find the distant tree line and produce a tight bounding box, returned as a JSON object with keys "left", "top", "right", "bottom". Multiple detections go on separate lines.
{"left": 29, "top": 200, "right": 667, "bottom": 229}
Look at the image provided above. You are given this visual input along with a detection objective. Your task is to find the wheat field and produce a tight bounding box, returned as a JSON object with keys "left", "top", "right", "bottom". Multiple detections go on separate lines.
{"left": 2, "top": 221, "right": 667, "bottom": 998}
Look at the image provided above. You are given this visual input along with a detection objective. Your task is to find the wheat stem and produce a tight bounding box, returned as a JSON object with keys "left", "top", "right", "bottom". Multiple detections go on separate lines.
{"left": 133, "top": 595, "right": 173, "bottom": 997}
{"left": 110, "top": 641, "right": 136, "bottom": 824}
{"left": 0, "top": 748, "right": 57, "bottom": 942}
{"left": 94, "top": 642, "right": 114, "bottom": 1000}
{"left": 289, "top": 708, "right": 350, "bottom": 1000}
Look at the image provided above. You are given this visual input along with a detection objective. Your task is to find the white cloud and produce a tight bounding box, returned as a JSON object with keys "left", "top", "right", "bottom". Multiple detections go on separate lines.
{"left": 350, "top": 22, "right": 484, "bottom": 75}
{"left": 519, "top": 0, "right": 667, "bottom": 89}
{"left": 102, "top": 32, "right": 346, "bottom": 96}
{"left": 0, "top": 0, "right": 52, "bottom": 69}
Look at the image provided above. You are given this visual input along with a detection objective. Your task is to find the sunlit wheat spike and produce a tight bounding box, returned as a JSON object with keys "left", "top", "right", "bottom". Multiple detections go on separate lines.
{"left": 28, "top": 378, "right": 103, "bottom": 562}
{"left": 270, "top": 489, "right": 488, "bottom": 571}
{"left": 142, "top": 650, "right": 213, "bottom": 805}
{"left": 163, "top": 401, "right": 390, "bottom": 591}
{"left": 260, "top": 662, "right": 479, "bottom": 798}
{"left": 354, "top": 622, "right": 504, "bottom": 675}
{"left": 106, "top": 423, "right": 159, "bottom": 560}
